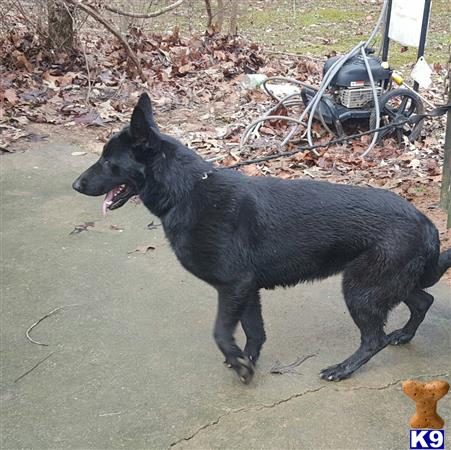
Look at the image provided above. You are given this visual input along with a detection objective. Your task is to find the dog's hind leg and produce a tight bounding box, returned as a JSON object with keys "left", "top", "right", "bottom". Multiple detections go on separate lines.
{"left": 214, "top": 279, "right": 256, "bottom": 384}
{"left": 320, "top": 257, "right": 392, "bottom": 381}
{"left": 240, "top": 291, "right": 266, "bottom": 363}
{"left": 320, "top": 297, "right": 389, "bottom": 381}
{"left": 387, "top": 289, "right": 433, "bottom": 345}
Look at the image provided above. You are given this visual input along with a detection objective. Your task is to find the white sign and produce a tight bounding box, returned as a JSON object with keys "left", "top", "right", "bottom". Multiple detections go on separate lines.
{"left": 388, "top": 0, "right": 430, "bottom": 48}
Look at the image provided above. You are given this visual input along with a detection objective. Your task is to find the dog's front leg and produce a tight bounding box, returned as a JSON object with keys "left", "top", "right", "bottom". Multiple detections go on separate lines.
{"left": 214, "top": 282, "right": 255, "bottom": 384}
{"left": 241, "top": 292, "right": 266, "bottom": 363}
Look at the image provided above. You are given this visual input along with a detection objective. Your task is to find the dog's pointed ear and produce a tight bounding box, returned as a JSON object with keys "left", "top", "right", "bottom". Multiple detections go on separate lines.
{"left": 137, "top": 93, "right": 158, "bottom": 127}
{"left": 130, "top": 93, "right": 158, "bottom": 143}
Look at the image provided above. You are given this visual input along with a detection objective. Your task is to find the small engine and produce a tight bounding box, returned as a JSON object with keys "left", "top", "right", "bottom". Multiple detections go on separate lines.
{"left": 324, "top": 54, "right": 392, "bottom": 109}
{"left": 300, "top": 52, "right": 393, "bottom": 127}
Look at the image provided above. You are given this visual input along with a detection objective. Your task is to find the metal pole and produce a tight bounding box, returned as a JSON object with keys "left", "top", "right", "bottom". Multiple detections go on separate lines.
{"left": 381, "top": 0, "right": 392, "bottom": 62}
{"left": 413, "top": 0, "right": 432, "bottom": 91}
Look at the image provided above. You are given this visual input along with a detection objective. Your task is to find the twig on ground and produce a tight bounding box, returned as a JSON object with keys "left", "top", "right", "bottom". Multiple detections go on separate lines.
{"left": 99, "top": 411, "right": 123, "bottom": 417}
{"left": 103, "top": 0, "right": 185, "bottom": 19}
{"left": 14, "top": 352, "right": 55, "bottom": 383}
{"left": 270, "top": 353, "right": 317, "bottom": 374}
{"left": 82, "top": 42, "right": 92, "bottom": 101}
{"left": 26, "top": 304, "right": 80, "bottom": 346}
{"left": 64, "top": 0, "right": 146, "bottom": 82}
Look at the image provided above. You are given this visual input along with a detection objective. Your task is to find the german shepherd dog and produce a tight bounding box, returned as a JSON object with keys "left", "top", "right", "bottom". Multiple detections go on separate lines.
{"left": 73, "top": 93, "right": 451, "bottom": 384}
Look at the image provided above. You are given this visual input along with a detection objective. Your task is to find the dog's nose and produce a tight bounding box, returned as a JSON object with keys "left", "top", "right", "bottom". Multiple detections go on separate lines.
{"left": 72, "top": 177, "right": 85, "bottom": 193}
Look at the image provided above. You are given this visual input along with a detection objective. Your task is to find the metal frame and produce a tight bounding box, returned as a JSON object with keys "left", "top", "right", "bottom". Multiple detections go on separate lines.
{"left": 381, "top": 0, "right": 432, "bottom": 91}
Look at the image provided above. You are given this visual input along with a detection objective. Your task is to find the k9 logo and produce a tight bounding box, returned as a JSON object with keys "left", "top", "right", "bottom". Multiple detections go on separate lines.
{"left": 410, "top": 430, "right": 445, "bottom": 449}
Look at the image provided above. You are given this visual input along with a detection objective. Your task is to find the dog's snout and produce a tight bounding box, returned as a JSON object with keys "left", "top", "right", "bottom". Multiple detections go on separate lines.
{"left": 72, "top": 176, "right": 86, "bottom": 193}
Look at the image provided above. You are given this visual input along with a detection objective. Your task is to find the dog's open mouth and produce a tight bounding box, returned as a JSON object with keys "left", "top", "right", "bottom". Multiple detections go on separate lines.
{"left": 102, "top": 184, "right": 135, "bottom": 216}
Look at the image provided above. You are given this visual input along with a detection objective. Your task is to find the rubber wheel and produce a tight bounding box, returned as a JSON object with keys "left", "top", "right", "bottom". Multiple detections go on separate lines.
{"left": 369, "top": 88, "right": 424, "bottom": 144}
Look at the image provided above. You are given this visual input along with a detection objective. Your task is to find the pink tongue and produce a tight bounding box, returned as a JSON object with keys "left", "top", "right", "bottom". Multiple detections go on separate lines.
{"left": 102, "top": 189, "right": 115, "bottom": 217}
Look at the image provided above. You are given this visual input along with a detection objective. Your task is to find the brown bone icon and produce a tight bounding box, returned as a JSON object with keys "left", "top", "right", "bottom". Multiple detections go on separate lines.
{"left": 402, "top": 379, "right": 450, "bottom": 429}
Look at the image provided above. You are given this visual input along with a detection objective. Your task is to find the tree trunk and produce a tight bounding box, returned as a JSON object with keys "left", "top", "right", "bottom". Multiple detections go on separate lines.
{"left": 47, "top": 0, "right": 74, "bottom": 51}
{"left": 204, "top": 0, "right": 213, "bottom": 28}
{"left": 228, "top": 0, "right": 239, "bottom": 35}
{"left": 440, "top": 68, "right": 451, "bottom": 228}
{"left": 215, "top": 0, "right": 224, "bottom": 32}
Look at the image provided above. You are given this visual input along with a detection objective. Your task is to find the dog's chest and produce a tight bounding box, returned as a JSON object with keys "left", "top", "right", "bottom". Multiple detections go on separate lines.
{"left": 162, "top": 215, "right": 228, "bottom": 285}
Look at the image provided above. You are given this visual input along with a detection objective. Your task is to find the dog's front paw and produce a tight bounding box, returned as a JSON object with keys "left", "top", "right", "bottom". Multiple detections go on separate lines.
{"left": 243, "top": 346, "right": 261, "bottom": 364}
{"left": 223, "top": 358, "right": 233, "bottom": 368}
{"left": 233, "top": 356, "right": 255, "bottom": 384}
{"left": 320, "top": 363, "right": 353, "bottom": 382}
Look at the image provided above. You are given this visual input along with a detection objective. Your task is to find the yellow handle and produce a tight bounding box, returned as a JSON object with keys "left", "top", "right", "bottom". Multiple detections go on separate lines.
{"left": 392, "top": 72, "right": 404, "bottom": 85}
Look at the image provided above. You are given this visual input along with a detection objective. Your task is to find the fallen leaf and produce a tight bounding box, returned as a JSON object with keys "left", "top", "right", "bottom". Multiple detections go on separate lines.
{"left": 3, "top": 88, "right": 18, "bottom": 105}
{"left": 12, "top": 50, "right": 33, "bottom": 72}
{"left": 178, "top": 63, "right": 194, "bottom": 74}
{"left": 42, "top": 71, "right": 60, "bottom": 89}
{"left": 424, "top": 136, "right": 438, "bottom": 147}
{"left": 13, "top": 116, "right": 29, "bottom": 125}
{"left": 58, "top": 72, "right": 75, "bottom": 87}
{"left": 74, "top": 110, "right": 105, "bottom": 127}
{"left": 241, "top": 165, "right": 262, "bottom": 176}
{"left": 408, "top": 159, "right": 421, "bottom": 169}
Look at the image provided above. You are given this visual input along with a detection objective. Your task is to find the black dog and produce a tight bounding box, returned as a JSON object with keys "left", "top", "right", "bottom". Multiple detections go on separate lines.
{"left": 73, "top": 93, "right": 451, "bottom": 384}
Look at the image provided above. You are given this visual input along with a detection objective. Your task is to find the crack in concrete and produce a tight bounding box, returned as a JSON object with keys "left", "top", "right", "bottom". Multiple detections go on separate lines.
{"left": 168, "top": 372, "right": 449, "bottom": 448}
{"left": 336, "top": 372, "right": 449, "bottom": 392}
{"left": 168, "top": 386, "right": 325, "bottom": 448}
{"left": 168, "top": 407, "right": 246, "bottom": 448}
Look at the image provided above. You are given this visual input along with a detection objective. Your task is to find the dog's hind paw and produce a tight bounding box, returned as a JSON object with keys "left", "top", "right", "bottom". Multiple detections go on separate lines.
{"left": 320, "top": 363, "right": 354, "bottom": 382}
{"left": 387, "top": 330, "right": 414, "bottom": 346}
{"left": 234, "top": 356, "right": 255, "bottom": 384}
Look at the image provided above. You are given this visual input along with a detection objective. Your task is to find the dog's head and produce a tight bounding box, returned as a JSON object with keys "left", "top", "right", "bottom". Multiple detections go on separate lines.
{"left": 73, "top": 93, "right": 160, "bottom": 215}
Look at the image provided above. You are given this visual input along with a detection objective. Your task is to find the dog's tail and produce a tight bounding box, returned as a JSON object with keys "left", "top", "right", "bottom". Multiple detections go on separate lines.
{"left": 420, "top": 248, "right": 451, "bottom": 288}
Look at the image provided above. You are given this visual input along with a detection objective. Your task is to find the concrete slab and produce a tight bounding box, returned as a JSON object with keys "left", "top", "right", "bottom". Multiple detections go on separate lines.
{"left": 1, "top": 145, "right": 450, "bottom": 449}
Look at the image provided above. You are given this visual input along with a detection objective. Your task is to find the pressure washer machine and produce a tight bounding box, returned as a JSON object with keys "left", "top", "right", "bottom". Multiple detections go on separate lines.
{"left": 241, "top": 0, "right": 435, "bottom": 156}
{"left": 300, "top": 51, "right": 424, "bottom": 143}
{"left": 300, "top": 0, "right": 434, "bottom": 148}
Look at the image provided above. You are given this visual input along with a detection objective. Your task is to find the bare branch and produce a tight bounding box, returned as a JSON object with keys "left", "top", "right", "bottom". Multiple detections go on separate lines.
{"left": 64, "top": 0, "right": 146, "bottom": 82}
{"left": 103, "top": 0, "right": 185, "bottom": 19}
